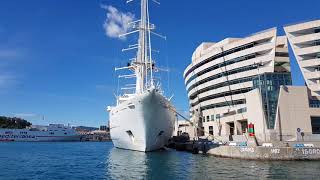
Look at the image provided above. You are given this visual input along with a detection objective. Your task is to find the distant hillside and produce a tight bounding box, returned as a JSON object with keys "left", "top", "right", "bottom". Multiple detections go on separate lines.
{"left": 0, "top": 116, "right": 32, "bottom": 129}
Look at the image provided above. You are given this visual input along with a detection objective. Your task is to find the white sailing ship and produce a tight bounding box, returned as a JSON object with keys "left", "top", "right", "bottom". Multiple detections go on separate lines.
{"left": 107, "top": 0, "right": 176, "bottom": 152}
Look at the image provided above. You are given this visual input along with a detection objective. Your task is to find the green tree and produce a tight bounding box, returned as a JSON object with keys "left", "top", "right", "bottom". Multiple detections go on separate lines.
{"left": 0, "top": 116, "right": 32, "bottom": 129}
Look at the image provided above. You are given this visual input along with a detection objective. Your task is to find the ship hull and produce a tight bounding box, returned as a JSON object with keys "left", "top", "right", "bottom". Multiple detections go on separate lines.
{"left": 0, "top": 124, "right": 81, "bottom": 142}
{"left": 0, "top": 132, "right": 81, "bottom": 142}
{"left": 109, "top": 90, "right": 175, "bottom": 152}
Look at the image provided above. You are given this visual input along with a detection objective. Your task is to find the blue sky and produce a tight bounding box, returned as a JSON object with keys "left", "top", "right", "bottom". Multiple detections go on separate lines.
{"left": 0, "top": 0, "right": 319, "bottom": 127}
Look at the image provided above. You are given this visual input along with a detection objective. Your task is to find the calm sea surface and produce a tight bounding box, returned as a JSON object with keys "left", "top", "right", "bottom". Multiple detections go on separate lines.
{"left": 0, "top": 142, "right": 320, "bottom": 180}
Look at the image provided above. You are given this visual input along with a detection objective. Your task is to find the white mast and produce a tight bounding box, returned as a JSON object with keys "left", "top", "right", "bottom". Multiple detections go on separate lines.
{"left": 135, "top": 0, "right": 154, "bottom": 94}
{"left": 136, "top": 0, "right": 147, "bottom": 94}
{"left": 118, "top": 0, "right": 164, "bottom": 95}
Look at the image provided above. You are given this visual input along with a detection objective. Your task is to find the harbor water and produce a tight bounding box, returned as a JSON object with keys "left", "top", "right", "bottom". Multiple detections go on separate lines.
{"left": 0, "top": 142, "right": 320, "bottom": 179}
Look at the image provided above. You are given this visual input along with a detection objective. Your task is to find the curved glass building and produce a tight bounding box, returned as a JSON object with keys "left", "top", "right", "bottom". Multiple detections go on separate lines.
{"left": 183, "top": 28, "right": 292, "bottom": 141}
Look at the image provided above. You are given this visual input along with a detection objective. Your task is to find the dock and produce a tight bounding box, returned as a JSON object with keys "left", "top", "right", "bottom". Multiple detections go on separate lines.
{"left": 207, "top": 145, "right": 320, "bottom": 160}
{"left": 168, "top": 137, "right": 320, "bottom": 160}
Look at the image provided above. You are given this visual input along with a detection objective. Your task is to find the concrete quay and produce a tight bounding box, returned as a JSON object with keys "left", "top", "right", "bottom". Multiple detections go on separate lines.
{"left": 168, "top": 137, "right": 320, "bottom": 160}
{"left": 207, "top": 145, "right": 320, "bottom": 160}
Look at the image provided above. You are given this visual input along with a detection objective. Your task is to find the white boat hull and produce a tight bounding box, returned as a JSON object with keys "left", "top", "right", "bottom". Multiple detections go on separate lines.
{"left": 0, "top": 129, "right": 81, "bottom": 142}
{"left": 109, "top": 90, "right": 176, "bottom": 152}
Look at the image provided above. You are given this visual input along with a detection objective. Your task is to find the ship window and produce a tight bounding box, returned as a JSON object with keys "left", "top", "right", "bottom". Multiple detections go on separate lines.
{"left": 128, "top": 104, "right": 135, "bottom": 109}
{"left": 49, "top": 132, "right": 54, "bottom": 135}
{"left": 64, "top": 133, "right": 67, "bottom": 135}
{"left": 126, "top": 130, "right": 135, "bottom": 142}
{"left": 158, "top": 131, "right": 164, "bottom": 136}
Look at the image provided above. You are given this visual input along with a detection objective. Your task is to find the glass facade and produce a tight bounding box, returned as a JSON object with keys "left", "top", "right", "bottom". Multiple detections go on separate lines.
{"left": 309, "top": 99, "right": 320, "bottom": 108}
{"left": 253, "top": 73, "right": 292, "bottom": 129}
{"left": 311, "top": 116, "right": 320, "bottom": 134}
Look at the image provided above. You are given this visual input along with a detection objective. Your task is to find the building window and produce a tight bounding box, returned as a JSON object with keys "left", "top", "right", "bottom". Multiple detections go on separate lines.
{"left": 187, "top": 63, "right": 264, "bottom": 93}
{"left": 311, "top": 117, "right": 320, "bottom": 134}
{"left": 310, "top": 99, "right": 320, "bottom": 108}
{"left": 200, "top": 127, "right": 205, "bottom": 136}
{"left": 209, "top": 126, "right": 214, "bottom": 135}
{"left": 223, "top": 110, "right": 236, "bottom": 117}
{"left": 275, "top": 52, "right": 289, "bottom": 57}
{"left": 211, "top": 115, "right": 215, "bottom": 121}
{"left": 216, "top": 114, "right": 220, "bottom": 120}
{"left": 315, "top": 66, "right": 320, "bottom": 72}
{"left": 206, "top": 116, "right": 210, "bottom": 122}
{"left": 237, "top": 107, "right": 247, "bottom": 113}
{"left": 189, "top": 76, "right": 255, "bottom": 100}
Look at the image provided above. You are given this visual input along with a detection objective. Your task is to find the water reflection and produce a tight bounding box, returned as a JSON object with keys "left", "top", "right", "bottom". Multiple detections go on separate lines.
{"left": 1, "top": 142, "right": 319, "bottom": 179}
{"left": 105, "top": 147, "right": 320, "bottom": 179}
{"left": 105, "top": 148, "right": 148, "bottom": 179}
{"left": 105, "top": 148, "right": 190, "bottom": 179}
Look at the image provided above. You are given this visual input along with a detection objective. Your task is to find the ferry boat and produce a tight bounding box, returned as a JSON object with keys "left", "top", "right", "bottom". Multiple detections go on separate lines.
{"left": 107, "top": 0, "right": 176, "bottom": 152}
{"left": 0, "top": 124, "right": 81, "bottom": 142}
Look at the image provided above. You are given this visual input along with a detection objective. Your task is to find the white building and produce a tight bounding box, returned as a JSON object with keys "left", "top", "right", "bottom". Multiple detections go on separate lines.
{"left": 284, "top": 20, "right": 320, "bottom": 96}
{"left": 183, "top": 21, "right": 320, "bottom": 144}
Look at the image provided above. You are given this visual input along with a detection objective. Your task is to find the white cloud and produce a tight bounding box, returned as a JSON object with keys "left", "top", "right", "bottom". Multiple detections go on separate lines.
{"left": 101, "top": 5, "right": 135, "bottom": 40}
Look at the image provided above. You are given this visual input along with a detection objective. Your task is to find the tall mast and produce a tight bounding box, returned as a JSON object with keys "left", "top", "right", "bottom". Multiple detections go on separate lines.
{"left": 135, "top": 0, "right": 148, "bottom": 94}
{"left": 118, "top": 0, "right": 161, "bottom": 95}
